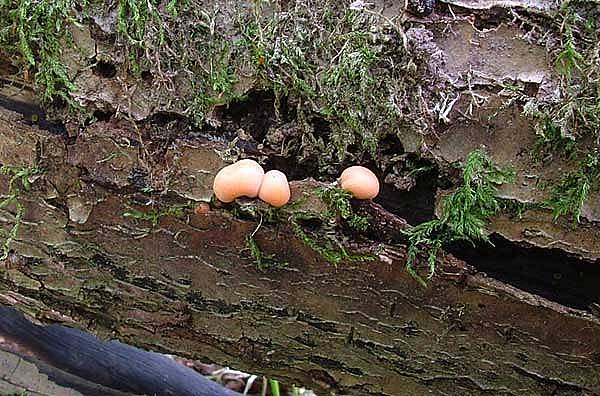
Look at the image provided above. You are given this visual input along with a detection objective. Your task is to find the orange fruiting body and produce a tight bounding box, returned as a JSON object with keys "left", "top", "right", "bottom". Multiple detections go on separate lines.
{"left": 258, "top": 170, "right": 291, "bottom": 208}
{"left": 213, "top": 159, "right": 265, "bottom": 203}
{"left": 339, "top": 166, "right": 380, "bottom": 199}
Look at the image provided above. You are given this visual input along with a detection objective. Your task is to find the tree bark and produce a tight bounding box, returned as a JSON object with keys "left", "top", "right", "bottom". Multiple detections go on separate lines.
{"left": 1, "top": 1, "right": 600, "bottom": 395}
{"left": 0, "top": 109, "right": 597, "bottom": 395}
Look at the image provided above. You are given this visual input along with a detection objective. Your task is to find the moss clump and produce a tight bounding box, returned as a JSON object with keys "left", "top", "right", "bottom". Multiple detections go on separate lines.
{"left": 185, "top": 38, "right": 244, "bottom": 126}
{"left": 403, "top": 149, "right": 514, "bottom": 287}
{"left": 0, "top": 0, "right": 82, "bottom": 106}
{"left": 115, "top": 0, "right": 185, "bottom": 76}
{"left": 527, "top": 1, "right": 599, "bottom": 222}
{"left": 241, "top": 0, "right": 418, "bottom": 163}
{"left": 108, "top": 0, "right": 252, "bottom": 126}
{"left": 2, "top": 1, "right": 427, "bottom": 167}
{"left": 541, "top": 1, "right": 600, "bottom": 142}
{"left": 0, "top": 165, "right": 40, "bottom": 259}
{"left": 544, "top": 151, "right": 599, "bottom": 223}
{"left": 316, "top": 187, "right": 369, "bottom": 232}
{"left": 231, "top": 185, "right": 373, "bottom": 269}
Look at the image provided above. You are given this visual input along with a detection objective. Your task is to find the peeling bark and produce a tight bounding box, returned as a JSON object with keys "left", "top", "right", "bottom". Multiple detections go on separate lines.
{"left": 0, "top": 111, "right": 598, "bottom": 395}
{"left": 1, "top": 0, "right": 600, "bottom": 395}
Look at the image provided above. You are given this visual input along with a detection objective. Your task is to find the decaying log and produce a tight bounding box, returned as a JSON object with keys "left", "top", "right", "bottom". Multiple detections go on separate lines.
{"left": 1, "top": 0, "right": 600, "bottom": 394}
{"left": 0, "top": 108, "right": 598, "bottom": 396}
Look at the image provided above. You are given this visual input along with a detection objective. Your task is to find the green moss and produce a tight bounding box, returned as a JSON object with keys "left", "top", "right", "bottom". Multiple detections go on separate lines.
{"left": 403, "top": 149, "right": 514, "bottom": 286}
{"left": 115, "top": 0, "right": 187, "bottom": 75}
{"left": 123, "top": 202, "right": 192, "bottom": 227}
{"left": 0, "top": 165, "right": 40, "bottom": 259}
{"left": 532, "top": 0, "right": 599, "bottom": 140}
{"left": 95, "top": 0, "right": 243, "bottom": 125}
{"left": 0, "top": 0, "right": 82, "bottom": 106}
{"left": 241, "top": 1, "right": 408, "bottom": 163}
{"left": 240, "top": 207, "right": 373, "bottom": 269}
{"left": 544, "top": 151, "right": 599, "bottom": 223}
{"left": 240, "top": 6, "right": 315, "bottom": 100}
{"left": 228, "top": 185, "right": 373, "bottom": 269}
{"left": 186, "top": 40, "right": 244, "bottom": 126}
{"left": 554, "top": 16, "right": 585, "bottom": 81}
{"left": 286, "top": 187, "right": 374, "bottom": 266}
{"left": 404, "top": 222, "right": 443, "bottom": 288}
{"left": 532, "top": 115, "right": 577, "bottom": 162}
{"left": 1, "top": 1, "right": 421, "bottom": 155}
{"left": 246, "top": 233, "right": 288, "bottom": 271}
{"left": 528, "top": 1, "right": 599, "bottom": 223}
{"left": 441, "top": 150, "right": 515, "bottom": 241}
{"left": 316, "top": 187, "right": 369, "bottom": 231}
{"left": 289, "top": 214, "right": 374, "bottom": 266}
{"left": 208, "top": 44, "right": 239, "bottom": 95}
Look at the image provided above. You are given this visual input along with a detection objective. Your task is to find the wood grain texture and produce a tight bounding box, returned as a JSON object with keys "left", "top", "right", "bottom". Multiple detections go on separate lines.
{"left": 0, "top": 107, "right": 598, "bottom": 395}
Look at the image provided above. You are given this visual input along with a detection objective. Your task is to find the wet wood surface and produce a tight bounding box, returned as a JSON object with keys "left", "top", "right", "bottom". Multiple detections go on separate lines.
{"left": 0, "top": 108, "right": 598, "bottom": 395}
{"left": 0, "top": 3, "right": 599, "bottom": 391}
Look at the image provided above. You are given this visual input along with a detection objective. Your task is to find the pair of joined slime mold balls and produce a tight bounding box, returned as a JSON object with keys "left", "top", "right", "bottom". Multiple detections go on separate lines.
{"left": 212, "top": 159, "right": 290, "bottom": 207}
{"left": 212, "top": 160, "right": 379, "bottom": 207}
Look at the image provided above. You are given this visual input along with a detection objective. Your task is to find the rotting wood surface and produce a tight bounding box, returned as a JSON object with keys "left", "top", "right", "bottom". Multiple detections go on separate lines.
{"left": 0, "top": 110, "right": 598, "bottom": 396}
{"left": 1, "top": 0, "right": 600, "bottom": 394}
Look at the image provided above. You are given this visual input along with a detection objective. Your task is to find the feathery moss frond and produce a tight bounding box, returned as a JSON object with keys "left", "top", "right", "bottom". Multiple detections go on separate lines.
{"left": 403, "top": 149, "right": 514, "bottom": 286}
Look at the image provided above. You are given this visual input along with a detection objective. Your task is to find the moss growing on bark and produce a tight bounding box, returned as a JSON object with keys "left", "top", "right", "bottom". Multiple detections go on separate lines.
{"left": 229, "top": 184, "right": 374, "bottom": 269}
{"left": 529, "top": 0, "right": 600, "bottom": 222}
{"left": 1, "top": 1, "right": 430, "bottom": 174}
{"left": 240, "top": 0, "right": 420, "bottom": 163}
{"left": 403, "top": 149, "right": 514, "bottom": 286}
{"left": 289, "top": 213, "right": 374, "bottom": 267}
{"left": 544, "top": 151, "right": 600, "bottom": 223}
{"left": 116, "top": 0, "right": 173, "bottom": 75}
{"left": 0, "top": 0, "right": 82, "bottom": 106}
{"left": 0, "top": 165, "right": 40, "bottom": 259}
{"left": 316, "top": 187, "right": 369, "bottom": 232}
{"left": 114, "top": 0, "right": 246, "bottom": 126}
